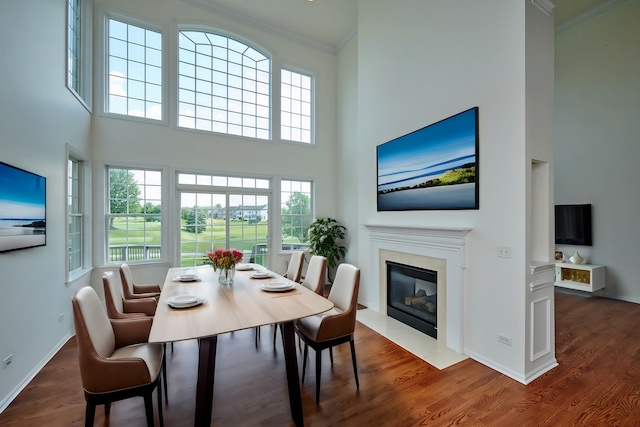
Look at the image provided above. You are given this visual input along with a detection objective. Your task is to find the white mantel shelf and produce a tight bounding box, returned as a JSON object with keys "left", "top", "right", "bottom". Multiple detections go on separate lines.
{"left": 364, "top": 224, "right": 472, "bottom": 246}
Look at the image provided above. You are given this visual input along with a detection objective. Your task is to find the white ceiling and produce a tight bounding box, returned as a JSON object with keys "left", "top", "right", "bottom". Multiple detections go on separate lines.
{"left": 197, "top": 0, "right": 612, "bottom": 52}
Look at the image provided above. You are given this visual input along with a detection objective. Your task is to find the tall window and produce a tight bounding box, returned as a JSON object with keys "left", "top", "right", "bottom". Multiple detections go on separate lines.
{"left": 106, "top": 18, "right": 162, "bottom": 120}
{"left": 68, "top": 158, "right": 83, "bottom": 273}
{"left": 107, "top": 167, "right": 162, "bottom": 262}
{"left": 281, "top": 69, "right": 313, "bottom": 143}
{"left": 281, "top": 180, "right": 312, "bottom": 248}
{"left": 67, "top": 0, "right": 91, "bottom": 106}
{"left": 177, "top": 173, "right": 271, "bottom": 267}
{"left": 178, "top": 30, "right": 271, "bottom": 139}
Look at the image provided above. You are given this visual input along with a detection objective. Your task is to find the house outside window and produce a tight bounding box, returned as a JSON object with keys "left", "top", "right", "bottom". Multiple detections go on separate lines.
{"left": 178, "top": 30, "right": 271, "bottom": 139}
{"left": 107, "top": 167, "right": 162, "bottom": 263}
{"left": 106, "top": 17, "right": 162, "bottom": 120}
{"left": 281, "top": 68, "right": 313, "bottom": 143}
{"left": 281, "top": 179, "right": 313, "bottom": 249}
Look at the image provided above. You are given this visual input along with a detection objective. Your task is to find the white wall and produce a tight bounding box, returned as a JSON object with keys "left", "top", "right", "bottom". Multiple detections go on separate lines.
{"left": 555, "top": 0, "right": 640, "bottom": 302}
{"left": 350, "top": 0, "right": 555, "bottom": 382}
{"left": 0, "top": 1, "right": 91, "bottom": 410}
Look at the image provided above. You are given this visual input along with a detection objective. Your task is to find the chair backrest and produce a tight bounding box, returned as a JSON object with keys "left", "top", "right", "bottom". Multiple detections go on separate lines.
{"left": 327, "top": 263, "right": 360, "bottom": 320}
{"left": 301, "top": 255, "right": 327, "bottom": 295}
{"left": 119, "top": 263, "right": 135, "bottom": 298}
{"left": 72, "top": 286, "right": 116, "bottom": 362}
{"left": 285, "top": 251, "right": 305, "bottom": 283}
{"left": 103, "top": 271, "right": 125, "bottom": 317}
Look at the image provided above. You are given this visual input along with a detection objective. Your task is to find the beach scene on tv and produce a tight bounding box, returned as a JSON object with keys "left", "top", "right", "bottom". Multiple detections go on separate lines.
{"left": 0, "top": 163, "right": 46, "bottom": 252}
{"left": 377, "top": 108, "right": 478, "bottom": 211}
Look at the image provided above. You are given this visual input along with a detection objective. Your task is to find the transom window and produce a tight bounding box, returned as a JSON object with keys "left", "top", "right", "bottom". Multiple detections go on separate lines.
{"left": 281, "top": 69, "right": 313, "bottom": 143}
{"left": 106, "top": 18, "right": 162, "bottom": 120}
{"left": 67, "top": 0, "right": 91, "bottom": 106}
{"left": 107, "top": 167, "right": 162, "bottom": 262}
{"left": 281, "top": 179, "right": 313, "bottom": 248}
{"left": 178, "top": 30, "right": 271, "bottom": 139}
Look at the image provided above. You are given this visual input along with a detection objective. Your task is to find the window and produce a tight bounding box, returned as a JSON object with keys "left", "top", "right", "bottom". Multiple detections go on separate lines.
{"left": 68, "top": 157, "right": 83, "bottom": 273}
{"left": 107, "top": 167, "right": 162, "bottom": 262}
{"left": 106, "top": 17, "right": 162, "bottom": 120}
{"left": 178, "top": 30, "right": 271, "bottom": 139}
{"left": 281, "top": 69, "right": 313, "bottom": 143}
{"left": 177, "top": 173, "right": 271, "bottom": 267}
{"left": 281, "top": 180, "right": 312, "bottom": 248}
{"left": 67, "top": 0, "right": 91, "bottom": 106}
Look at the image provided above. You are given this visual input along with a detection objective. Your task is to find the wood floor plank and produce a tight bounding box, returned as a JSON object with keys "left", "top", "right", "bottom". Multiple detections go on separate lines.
{"left": 2, "top": 289, "right": 640, "bottom": 426}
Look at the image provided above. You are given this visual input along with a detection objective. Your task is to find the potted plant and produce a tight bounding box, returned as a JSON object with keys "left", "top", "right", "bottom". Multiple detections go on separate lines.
{"left": 307, "top": 218, "right": 347, "bottom": 282}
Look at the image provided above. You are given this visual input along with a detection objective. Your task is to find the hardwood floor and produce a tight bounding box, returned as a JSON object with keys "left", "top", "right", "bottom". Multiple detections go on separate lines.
{"left": 2, "top": 289, "right": 640, "bottom": 426}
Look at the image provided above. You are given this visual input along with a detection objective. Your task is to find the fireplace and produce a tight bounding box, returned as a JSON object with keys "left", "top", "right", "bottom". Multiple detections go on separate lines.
{"left": 386, "top": 261, "right": 438, "bottom": 339}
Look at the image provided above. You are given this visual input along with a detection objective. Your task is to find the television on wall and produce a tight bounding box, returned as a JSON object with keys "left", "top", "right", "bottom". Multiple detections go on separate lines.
{"left": 555, "top": 204, "right": 592, "bottom": 246}
{"left": 377, "top": 107, "right": 479, "bottom": 211}
{"left": 0, "top": 162, "right": 46, "bottom": 253}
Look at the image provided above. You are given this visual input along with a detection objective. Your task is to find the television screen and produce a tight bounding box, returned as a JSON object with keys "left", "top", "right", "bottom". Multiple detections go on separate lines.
{"left": 377, "top": 107, "right": 479, "bottom": 211}
{"left": 0, "top": 162, "right": 46, "bottom": 252}
{"left": 555, "top": 204, "right": 592, "bottom": 246}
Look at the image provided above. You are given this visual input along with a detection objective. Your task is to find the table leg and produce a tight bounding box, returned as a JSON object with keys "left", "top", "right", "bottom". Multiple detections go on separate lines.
{"left": 282, "top": 321, "right": 304, "bottom": 427}
{"left": 195, "top": 336, "right": 217, "bottom": 427}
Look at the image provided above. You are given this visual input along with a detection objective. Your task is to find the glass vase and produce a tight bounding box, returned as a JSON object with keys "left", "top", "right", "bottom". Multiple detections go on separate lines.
{"left": 217, "top": 266, "right": 235, "bottom": 285}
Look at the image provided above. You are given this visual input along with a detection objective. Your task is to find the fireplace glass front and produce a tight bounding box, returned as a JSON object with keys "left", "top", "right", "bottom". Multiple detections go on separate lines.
{"left": 386, "top": 261, "right": 437, "bottom": 339}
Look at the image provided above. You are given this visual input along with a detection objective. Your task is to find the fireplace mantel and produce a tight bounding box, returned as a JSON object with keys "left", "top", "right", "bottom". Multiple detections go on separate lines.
{"left": 365, "top": 224, "right": 472, "bottom": 354}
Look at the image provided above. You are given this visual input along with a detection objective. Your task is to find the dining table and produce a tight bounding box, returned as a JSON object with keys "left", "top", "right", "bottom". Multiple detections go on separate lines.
{"left": 148, "top": 264, "right": 334, "bottom": 427}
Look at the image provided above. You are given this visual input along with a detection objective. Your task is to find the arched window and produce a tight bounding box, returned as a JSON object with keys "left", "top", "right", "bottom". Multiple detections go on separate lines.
{"left": 178, "top": 30, "right": 271, "bottom": 139}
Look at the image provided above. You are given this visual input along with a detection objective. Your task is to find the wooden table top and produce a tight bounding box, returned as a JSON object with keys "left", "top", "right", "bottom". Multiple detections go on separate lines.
{"left": 149, "top": 265, "right": 334, "bottom": 344}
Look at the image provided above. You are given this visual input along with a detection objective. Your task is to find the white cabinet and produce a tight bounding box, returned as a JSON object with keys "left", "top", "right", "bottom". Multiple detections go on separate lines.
{"left": 554, "top": 263, "right": 605, "bottom": 292}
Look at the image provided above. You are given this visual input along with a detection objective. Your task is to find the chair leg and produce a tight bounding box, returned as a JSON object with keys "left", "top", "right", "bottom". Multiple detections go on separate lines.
{"left": 105, "top": 402, "right": 111, "bottom": 415}
{"left": 350, "top": 338, "right": 359, "bottom": 388}
{"left": 157, "top": 377, "right": 164, "bottom": 427}
{"left": 143, "top": 392, "right": 154, "bottom": 427}
{"left": 329, "top": 347, "right": 334, "bottom": 365}
{"left": 273, "top": 324, "right": 278, "bottom": 348}
{"left": 162, "top": 344, "right": 168, "bottom": 403}
{"left": 85, "top": 402, "right": 96, "bottom": 427}
{"left": 302, "top": 343, "right": 309, "bottom": 383}
{"left": 315, "top": 348, "right": 322, "bottom": 405}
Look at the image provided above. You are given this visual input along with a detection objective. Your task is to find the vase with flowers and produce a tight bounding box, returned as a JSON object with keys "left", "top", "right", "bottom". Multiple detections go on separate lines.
{"left": 206, "top": 248, "right": 243, "bottom": 285}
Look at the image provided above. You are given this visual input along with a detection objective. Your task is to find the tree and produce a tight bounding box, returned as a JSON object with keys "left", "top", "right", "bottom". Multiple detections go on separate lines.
{"left": 182, "top": 207, "right": 208, "bottom": 234}
{"left": 281, "top": 192, "right": 311, "bottom": 242}
{"left": 144, "top": 202, "right": 161, "bottom": 222}
{"left": 108, "top": 169, "right": 141, "bottom": 229}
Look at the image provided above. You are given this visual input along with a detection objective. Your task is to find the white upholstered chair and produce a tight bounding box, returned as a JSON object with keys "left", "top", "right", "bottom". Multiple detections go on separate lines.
{"left": 72, "top": 286, "right": 164, "bottom": 427}
{"left": 295, "top": 263, "right": 361, "bottom": 404}
{"left": 119, "top": 263, "right": 161, "bottom": 300}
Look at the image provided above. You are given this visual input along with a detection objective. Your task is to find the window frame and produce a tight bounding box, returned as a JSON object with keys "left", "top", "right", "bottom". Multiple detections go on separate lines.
{"left": 99, "top": 9, "right": 167, "bottom": 124}
{"left": 280, "top": 179, "right": 314, "bottom": 250}
{"left": 66, "top": 147, "right": 91, "bottom": 284}
{"left": 280, "top": 66, "right": 314, "bottom": 144}
{"left": 66, "top": 0, "right": 92, "bottom": 111}
{"left": 177, "top": 27, "right": 272, "bottom": 140}
{"left": 105, "top": 165, "right": 165, "bottom": 265}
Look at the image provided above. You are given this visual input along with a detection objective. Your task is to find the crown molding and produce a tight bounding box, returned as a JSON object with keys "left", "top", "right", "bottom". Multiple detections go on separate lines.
{"left": 532, "top": 0, "right": 555, "bottom": 16}
{"left": 556, "top": 0, "right": 631, "bottom": 34}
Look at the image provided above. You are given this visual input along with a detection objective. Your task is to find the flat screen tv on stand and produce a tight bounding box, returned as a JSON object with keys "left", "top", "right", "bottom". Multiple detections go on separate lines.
{"left": 0, "top": 162, "right": 47, "bottom": 253}
{"left": 555, "top": 204, "right": 592, "bottom": 246}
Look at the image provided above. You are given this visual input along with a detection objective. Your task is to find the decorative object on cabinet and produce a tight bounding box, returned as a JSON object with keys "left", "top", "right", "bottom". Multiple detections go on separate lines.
{"left": 569, "top": 251, "right": 584, "bottom": 265}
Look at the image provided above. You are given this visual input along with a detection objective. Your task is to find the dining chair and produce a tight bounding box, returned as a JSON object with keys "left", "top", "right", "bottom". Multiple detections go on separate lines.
{"left": 72, "top": 286, "right": 164, "bottom": 427}
{"left": 295, "top": 263, "right": 361, "bottom": 404}
{"left": 119, "top": 262, "right": 162, "bottom": 300}
{"left": 256, "top": 251, "right": 306, "bottom": 347}
{"left": 301, "top": 255, "right": 327, "bottom": 295}
{"left": 284, "top": 250, "right": 305, "bottom": 283}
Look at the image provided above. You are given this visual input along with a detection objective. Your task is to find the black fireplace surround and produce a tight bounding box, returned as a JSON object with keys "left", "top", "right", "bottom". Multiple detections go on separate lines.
{"left": 386, "top": 261, "right": 437, "bottom": 339}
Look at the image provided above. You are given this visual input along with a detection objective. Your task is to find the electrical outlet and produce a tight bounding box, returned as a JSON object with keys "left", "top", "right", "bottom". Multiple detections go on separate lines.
{"left": 2, "top": 354, "right": 13, "bottom": 369}
{"left": 59, "top": 313, "right": 64, "bottom": 323}
{"left": 498, "top": 334, "right": 512, "bottom": 346}
{"left": 497, "top": 245, "right": 512, "bottom": 259}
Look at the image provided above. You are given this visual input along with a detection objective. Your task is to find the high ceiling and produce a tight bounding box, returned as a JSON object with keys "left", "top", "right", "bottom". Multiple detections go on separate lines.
{"left": 196, "top": 0, "right": 612, "bottom": 52}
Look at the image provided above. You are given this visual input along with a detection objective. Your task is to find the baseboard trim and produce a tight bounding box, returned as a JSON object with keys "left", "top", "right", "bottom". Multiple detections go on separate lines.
{"left": 0, "top": 333, "right": 74, "bottom": 414}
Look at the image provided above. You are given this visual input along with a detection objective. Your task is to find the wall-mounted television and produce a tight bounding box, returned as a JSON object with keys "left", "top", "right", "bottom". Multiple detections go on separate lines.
{"left": 377, "top": 107, "right": 479, "bottom": 211}
{"left": 555, "top": 204, "right": 592, "bottom": 246}
{"left": 0, "top": 162, "right": 46, "bottom": 253}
